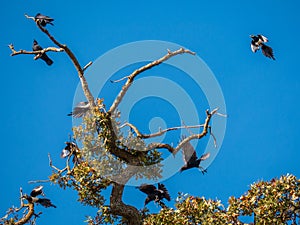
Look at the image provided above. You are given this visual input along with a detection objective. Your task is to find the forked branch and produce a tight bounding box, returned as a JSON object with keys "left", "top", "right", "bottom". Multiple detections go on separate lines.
{"left": 108, "top": 48, "right": 196, "bottom": 113}
{"left": 147, "top": 108, "right": 220, "bottom": 154}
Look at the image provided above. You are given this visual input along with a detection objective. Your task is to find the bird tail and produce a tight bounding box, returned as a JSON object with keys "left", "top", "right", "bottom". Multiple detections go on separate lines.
{"left": 46, "top": 58, "right": 53, "bottom": 66}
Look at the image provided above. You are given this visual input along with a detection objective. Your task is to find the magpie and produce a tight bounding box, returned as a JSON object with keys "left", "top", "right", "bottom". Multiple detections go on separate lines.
{"left": 22, "top": 186, "right": 56, "bottom": 208}
{"left": 250, "top": 34, "right": 275, "bottom": 60}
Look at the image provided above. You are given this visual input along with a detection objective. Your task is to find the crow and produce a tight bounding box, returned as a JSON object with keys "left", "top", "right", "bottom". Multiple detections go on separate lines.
{"left": 35, "top": 13, "right": 54, "bottom": 27}
{"left": 32, "top": 40, "right": 53, "bottom": 66}
{"left": 179, "top": 136, "right": 210, "bottom": 174}
{"left": 137, "top": 183, "right": 171, "bottom": 206}
{"left": 250, "top": 34, "right": 275, "bottom": 60}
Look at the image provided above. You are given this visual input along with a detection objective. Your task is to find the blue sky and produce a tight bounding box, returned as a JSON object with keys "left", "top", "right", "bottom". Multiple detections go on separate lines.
{"left": 1, "top": 0, "right": 300, "bottom": 224}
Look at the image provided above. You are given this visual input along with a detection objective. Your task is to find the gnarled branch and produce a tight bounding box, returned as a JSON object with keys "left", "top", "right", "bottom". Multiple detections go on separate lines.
{"left": 147, "top": 108, "right": 220, "bottom": 154}
{"left": 120, "top": 122, "right": 205, "bottom": 139}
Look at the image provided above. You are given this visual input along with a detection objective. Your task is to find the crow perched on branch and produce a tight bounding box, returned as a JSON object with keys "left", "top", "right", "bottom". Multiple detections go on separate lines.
{"left": 137, "top": 183, "right": 171, "bottom": 207}
{"left": 34, "top": 13, "right": 54, "bottom": 27}
{"left": 250, "top": 34, "right": 275, "bottom": 60}
{"left": 180, "top": 136, "right": 210, "bottom": 174}
{"left": 32, "top": 40, "right": 53, "bottom": 66}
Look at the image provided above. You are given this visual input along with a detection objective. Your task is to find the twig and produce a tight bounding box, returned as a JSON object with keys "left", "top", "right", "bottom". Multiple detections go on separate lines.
{"left": 28, "top": 180, "right": 50, "bottom": 184}
{"left": 110, "top": 76, "right": 129, "bottom": 83}
{"left": 48, "top": 153, "right": 65, "bottom": 173}
{"left": 120, "top": 122, "right": 204, "bottom": 139}
{"left": 83, "top": 61, "right": 93, "bottom": 71}
{"left": 108, "top": 48, "right": 196, "bottom": 113}
{"left": 8, "top": 44, "right": 64, "bottom": 58}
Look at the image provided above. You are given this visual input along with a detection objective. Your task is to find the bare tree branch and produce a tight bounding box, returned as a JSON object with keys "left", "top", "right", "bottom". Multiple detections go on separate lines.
{"left": 108, "top": 48, "right": 196, "bottom": 113}
{"left": 83, "top": 61, "right": 93, "bottom": 71}
{"left": 120, "top": 122, "right": 204, "bottom": 139}
{"left": 8, "top": 44, "right": 64, "bottom": 58}
{"left": 146, "top": 108, "right": 219, "bottom": 154}
{"left": 24, "top": 14, "right": 95, "bottom": 108}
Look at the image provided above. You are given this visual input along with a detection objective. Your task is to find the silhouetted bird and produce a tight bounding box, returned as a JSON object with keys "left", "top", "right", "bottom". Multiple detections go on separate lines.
{"left": 250, "top": 34, "right": 275, "bottom": 60}
{"left": 137, "top": 183, "right": 170, "bottom": 206}
{"left": 35, "top": 13, "right": 54, "bottom": 27}
{"left": 22, "top": 186, "right": 56, "bottom": 208}
{"left": 67, "top": 101, "right": 90, "bottom": 118}
{"left": 180, "top": 137, "right": 210, "bottom": 174}
{"left": 32, "top": 40, "right": 53, "bottom": 66}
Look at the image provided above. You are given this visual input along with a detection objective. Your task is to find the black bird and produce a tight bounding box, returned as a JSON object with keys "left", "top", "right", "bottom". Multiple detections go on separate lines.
{"left": 22, "top": 186, "right": 56, "bottom": 208}
{"left": 180, "top": 137, "right": 210, "bottom": 174}
{"left": 67, "top": 101, "right": 90, "bottom": 118}
{"left": 137, "top": 183, "right": 171, "bottom": 206}
{"left": 32, "top": 40, "right": 53, "bottom": 66}
{"left": 250, "top": 34, "right": 275, "bottom": 60}
{"left": 35, "top": 13, "right": 54, "bottom": 27}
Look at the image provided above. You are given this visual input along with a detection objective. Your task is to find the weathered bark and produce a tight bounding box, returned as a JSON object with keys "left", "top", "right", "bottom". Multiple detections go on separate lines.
{"left": 15, "top": 203, "right": 34, "bottom": 225}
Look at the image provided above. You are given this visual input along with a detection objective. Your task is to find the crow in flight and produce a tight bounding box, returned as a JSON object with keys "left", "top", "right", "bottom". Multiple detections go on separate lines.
{"left": 35, "top": 13, "right": 54, "bottom": 27}
{"left": 180, "top": 136, "right": 210, "bottom": 174}
{"left": 250, "top": 34, "right": 275, "bottom": 60}
{"left": 32, "top": 40, "right": 53, "bottom": 66}
{"left": 137, "top": 183, "right": 171, "bottom": 207}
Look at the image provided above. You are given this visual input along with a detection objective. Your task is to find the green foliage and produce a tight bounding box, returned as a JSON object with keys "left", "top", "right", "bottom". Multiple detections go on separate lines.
{"left": 143, "top": 174, "right": 300, "bottom": 225}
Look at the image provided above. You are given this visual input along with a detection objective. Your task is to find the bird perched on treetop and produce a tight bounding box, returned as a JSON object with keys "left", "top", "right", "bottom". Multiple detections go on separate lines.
{"left": 180, "top": 136, "right": 210, "bottom": 174}
{"left": 250, "top": 34, "right": 275, "bottom": 60}
{"left": 22, "top": 186, "right": 56, "bottom": 208}
{"left": 34, "top": 13, "right": 54, "bottom": 27}
{"left": 137, "top": 183, "right": 171, "bottom": 207}
{"left": 32, "top": 40, "right": 53, "bottom": 66}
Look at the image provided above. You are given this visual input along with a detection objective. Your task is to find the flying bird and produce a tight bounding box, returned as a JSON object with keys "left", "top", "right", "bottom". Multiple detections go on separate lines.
{"left": 35, "top": 13, "right": 54, "bottom": 27}
{"left": 137, "top": 183, "right": 171, "bottom": 206}
{"left": 67, "top": 101, "right": 90, "bottom": 118}
{"left": 250, "top": 34, "right": 275, "bottom": 60}
{"left": 32, "top": 40, "right": 53, "bottom": 66}
{"left": 22, "top": 186, "right": 56, "bottom": 208}
{"left": 180, "top": 136, "right": 210, "bottom": 174}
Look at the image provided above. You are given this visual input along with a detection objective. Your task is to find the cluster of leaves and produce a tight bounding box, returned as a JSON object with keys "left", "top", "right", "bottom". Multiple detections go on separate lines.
{"left": 143, "top": 174, "right": 300, "bottom": 225}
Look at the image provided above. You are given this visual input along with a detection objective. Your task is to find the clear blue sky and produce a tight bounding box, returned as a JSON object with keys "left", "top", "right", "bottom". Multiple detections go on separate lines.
{"left": 1, "top": 1, "right": 300, "bottom": 224}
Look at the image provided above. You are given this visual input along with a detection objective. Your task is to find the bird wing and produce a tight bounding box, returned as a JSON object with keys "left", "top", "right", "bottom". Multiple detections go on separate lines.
{"left": 258, "top": 34, "right": 268, "bottom": 43}
{"left": 251, "top": 41, "right": 260, "bottom": 53}
{"left": 71, "top": 102, "right": 90, "bottom": 118}
{"left": 181, "top": 136, "right": 197, "bottom": 164}
{"left": 30, "top": 186, "right": 44, "bottom": 197}
{"left": 200, "top": 152, "right": 210, "bottom": 161}
{"left": 138, "top": 184, "right": 157, "bottom": 195}
{"left": 37, "top": 198, "right": 56, "bottom": 208}
{"left": 261, "top": 44, "right": 275, "bottom": 60}
{"left": 158, "top": 183, "right": 171, "bottom": 201}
